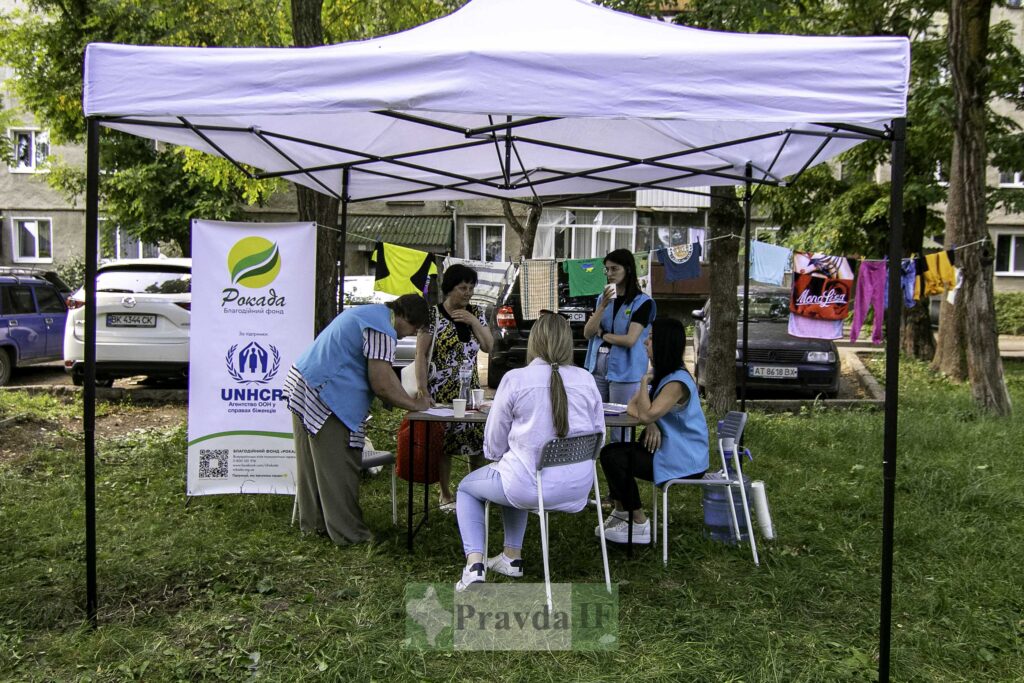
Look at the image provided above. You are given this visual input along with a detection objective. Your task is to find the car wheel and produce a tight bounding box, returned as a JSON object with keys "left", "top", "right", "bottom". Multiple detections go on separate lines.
{"left": 0, "top": 348, "right": 12, "bottom": 386}
{"left": 72, "top": 374, "right": 84, "bottom": 387}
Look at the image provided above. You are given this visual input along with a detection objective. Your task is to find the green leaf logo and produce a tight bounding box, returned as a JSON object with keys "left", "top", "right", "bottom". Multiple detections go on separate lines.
{"left": 227, "top": 237, "right": 282, "bottom": 289}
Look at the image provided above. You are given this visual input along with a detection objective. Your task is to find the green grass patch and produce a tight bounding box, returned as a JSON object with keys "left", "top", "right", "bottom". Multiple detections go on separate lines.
{"left": 1, "top": 364, "right": 1023, "bottom": 681}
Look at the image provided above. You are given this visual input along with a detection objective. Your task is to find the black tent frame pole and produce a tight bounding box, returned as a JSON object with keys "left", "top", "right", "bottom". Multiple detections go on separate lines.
{"left": 338, "top": 167, "right": 350, "bottom": 314}
{"left": 878, "top": 117, "right": 906, "bottom": 683}
{"left": 740, "top": 163, "right": 752, "bottom": 412}
{"left": 84, "top": 117, "right": 100, "bottom": 628}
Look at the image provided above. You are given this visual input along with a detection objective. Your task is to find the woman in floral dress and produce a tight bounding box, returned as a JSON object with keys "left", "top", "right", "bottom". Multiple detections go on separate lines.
{"left": 414, "top": 263, "right": 493, "bottom": 511}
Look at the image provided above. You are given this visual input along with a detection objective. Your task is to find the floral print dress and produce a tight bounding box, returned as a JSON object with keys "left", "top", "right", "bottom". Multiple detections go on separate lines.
{"left": 427, "top": 303, "right": 485, "bottom": 456}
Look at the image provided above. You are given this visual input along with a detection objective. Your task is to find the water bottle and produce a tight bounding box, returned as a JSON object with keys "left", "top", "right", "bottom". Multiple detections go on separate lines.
{"left": 458, "top": 361, "right": 473, "bottom": 403}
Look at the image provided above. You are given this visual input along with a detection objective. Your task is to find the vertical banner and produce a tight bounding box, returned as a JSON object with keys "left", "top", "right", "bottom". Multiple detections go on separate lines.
{"left": 187, "top": 220, "right": 315, "bottom": 496}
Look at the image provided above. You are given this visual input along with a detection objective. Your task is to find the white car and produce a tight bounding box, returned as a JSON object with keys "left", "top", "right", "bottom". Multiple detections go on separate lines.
{"left": 64, "top": 258, "right": 192, "bottom": 386}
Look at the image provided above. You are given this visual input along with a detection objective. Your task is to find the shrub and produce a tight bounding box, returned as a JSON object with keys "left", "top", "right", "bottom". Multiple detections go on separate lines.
{"left": 995, "top": 292, "right": 1024, "bottom": 336}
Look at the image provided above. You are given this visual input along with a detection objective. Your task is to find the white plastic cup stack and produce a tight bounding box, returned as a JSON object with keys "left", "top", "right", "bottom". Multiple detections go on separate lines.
{"left": 452, "top": 399, "right": 467, "bottom": 418}
{"left": 750, "top": 481, "right": 775, "bottom": 540}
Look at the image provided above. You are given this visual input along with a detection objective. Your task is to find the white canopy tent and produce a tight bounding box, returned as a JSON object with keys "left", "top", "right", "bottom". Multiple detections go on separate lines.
{"left": 80, "top": 0, "right": 910, "bottom": 678}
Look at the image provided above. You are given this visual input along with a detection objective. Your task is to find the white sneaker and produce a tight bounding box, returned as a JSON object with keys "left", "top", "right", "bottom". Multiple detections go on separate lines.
{"left": 593, "top": 510, "right": 630, "bottom": 537}
{"left": 455, "top": 562, "right": 486, "bottom": 592}
{"left": 603, "top": 517, "right": 651, "bottom": 545}
{"left": 487, "top": 553, "right": 524, "bottom": 578}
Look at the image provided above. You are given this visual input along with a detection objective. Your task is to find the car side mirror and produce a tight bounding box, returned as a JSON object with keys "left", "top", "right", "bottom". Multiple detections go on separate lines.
{"left": 691, "top": 310, "right": 705, "bottom": 320}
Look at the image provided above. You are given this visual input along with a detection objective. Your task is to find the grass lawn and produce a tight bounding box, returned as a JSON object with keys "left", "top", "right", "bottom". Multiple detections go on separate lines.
{"left": 1, "top": 358, "right": 1022, "bottom": 681}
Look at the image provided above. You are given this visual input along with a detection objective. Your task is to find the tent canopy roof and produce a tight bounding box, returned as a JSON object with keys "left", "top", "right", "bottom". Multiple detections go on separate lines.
{"left": 83, "top": 0, "right": 909, "bottom": 202}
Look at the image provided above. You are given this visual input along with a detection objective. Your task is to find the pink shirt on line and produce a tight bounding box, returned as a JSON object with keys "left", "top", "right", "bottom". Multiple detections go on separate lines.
{"left": 485, "top": 358, "right": 605, "bottom": 513}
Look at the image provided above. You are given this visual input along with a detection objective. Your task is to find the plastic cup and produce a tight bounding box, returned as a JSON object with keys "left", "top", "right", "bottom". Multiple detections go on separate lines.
{"left": 452, "top": 399, "right": 467, "bottom": 418}
{"left": 471, "top": 389, "right": 484, "bottom": 409}
{"left": 604, "top": 284, "right": 617, "bottom": 300}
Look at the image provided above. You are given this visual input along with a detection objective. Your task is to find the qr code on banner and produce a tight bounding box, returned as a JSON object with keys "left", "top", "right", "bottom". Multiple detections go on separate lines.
{"left": 199, "top": 449, "right": 229, "bottom": 478}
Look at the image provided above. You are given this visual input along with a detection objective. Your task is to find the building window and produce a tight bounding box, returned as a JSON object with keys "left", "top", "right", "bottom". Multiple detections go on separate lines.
{"left": 12, "top": 218, "right": 53, "bottom": 263}
{"left": 465, "top": 223, "right": 504, "bottom": 261}
{"left": 995, "top": 233, "right": 1024, "bottom": 275}
{"left": 998, "top": 170, "right": 1023, "bottom": 188}
{"left": 9, "top": 129, "right": 49, "bottom": 173}
{"left": 543, "top": 208, "right": 636, "bottom": 259}
{"left": 100, "top": 222, "right": 161, "bottom": 260}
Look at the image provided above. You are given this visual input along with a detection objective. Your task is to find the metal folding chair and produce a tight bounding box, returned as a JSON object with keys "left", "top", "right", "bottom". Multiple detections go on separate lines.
{"left": 652, "top": 411, "right": 759, "bottom": 566}
{"left": 484, "top": 432, "right": 611, "bottom": 610}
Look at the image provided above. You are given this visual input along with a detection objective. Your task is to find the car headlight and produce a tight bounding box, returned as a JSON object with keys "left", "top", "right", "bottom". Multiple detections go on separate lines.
{"left": 806, "top": 351, "right": 835, "bottom": 363}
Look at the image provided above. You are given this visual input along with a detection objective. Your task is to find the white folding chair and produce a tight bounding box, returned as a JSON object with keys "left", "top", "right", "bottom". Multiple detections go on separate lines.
{"left": 291, "top": 449, "right": 397, "bottom": 527}
{"left": 652, "top": 411, "right": 759, "bottom": 567}
{"left": 484, "top": 432, "right": 611, "bottom": 611}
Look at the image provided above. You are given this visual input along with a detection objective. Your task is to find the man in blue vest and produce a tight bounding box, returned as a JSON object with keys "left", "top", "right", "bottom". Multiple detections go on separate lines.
{"left": 284, "top": 294, "right": 432, "bottom": 545}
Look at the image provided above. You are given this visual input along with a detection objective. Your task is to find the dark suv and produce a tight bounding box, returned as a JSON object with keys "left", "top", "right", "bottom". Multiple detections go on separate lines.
{"left": 0, "top": 274, "right": 69, "bottom": 385}
{"left": 486, "top": 264, "right": 596, "bottom": 388}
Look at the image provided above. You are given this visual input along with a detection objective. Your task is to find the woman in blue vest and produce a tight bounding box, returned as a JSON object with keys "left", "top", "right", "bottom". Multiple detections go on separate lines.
{"left": 596, "top": 317, "right": 708, "bottom": 545}
{"left": 583, "top": 248, "right": 655, "bottom": 441}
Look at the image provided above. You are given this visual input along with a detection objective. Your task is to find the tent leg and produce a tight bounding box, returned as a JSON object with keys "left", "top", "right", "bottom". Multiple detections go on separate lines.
{"left": 878, "top": 116, "right": 906, "bottom": 683}
{"left": 740, "top": 164, "right": 752, "bottom": 413}
{"left": 338, "top": 167, "right": 350, "bottom": 313}
{"left": 85, "top": 117, "right": 100, "bottom": 629}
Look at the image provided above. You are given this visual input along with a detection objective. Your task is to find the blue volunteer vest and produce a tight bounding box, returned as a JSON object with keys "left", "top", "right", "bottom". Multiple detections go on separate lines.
{"left": 294, "top": 304, "right": 396, "bottom": 432}
{"left": 584, "top": 292, "right": 655, "bottom": 382}
{"left": 652, "top": 369, "right": 709, "bottom": 485}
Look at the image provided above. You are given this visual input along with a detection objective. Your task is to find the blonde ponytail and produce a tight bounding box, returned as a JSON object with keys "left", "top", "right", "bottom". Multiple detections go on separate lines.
{"left": 526, "top": 314, "right": 573, "bottom": 438}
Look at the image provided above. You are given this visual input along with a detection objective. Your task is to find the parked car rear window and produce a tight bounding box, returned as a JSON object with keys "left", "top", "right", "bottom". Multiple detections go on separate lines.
{"left": 96, "top": 269, "right": 192, "bottom": 295}
{"left": 739, "top": 294, "right": 789, "bottom": 321}
{"left": 34, "top": 285, "right": 66, "bottom": 313}
{"left": 1, "top": 285, "right": 36, "bottom": 314}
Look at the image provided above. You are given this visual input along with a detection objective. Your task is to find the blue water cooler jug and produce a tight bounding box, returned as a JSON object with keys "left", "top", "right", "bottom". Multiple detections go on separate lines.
{"left": 703, "top": 429, "right": 753, "bottom": 544}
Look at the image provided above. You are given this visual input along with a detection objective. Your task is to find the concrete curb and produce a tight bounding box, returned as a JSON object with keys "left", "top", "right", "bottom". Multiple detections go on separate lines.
{"left": 843, "top": 349, "right": 886, "bottom": 401}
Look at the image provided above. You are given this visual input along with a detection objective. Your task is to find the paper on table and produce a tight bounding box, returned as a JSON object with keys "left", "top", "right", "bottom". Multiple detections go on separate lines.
{"left": 603, "top": 402, "right": 628, "bottom": 415}
{"left": 423, "top": 407, "right": 456, "bottom": 417}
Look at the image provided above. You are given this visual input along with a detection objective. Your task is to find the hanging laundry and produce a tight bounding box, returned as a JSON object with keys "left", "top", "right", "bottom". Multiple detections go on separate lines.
{"left": 900, "top": 258, "right": 916, "bottom": 308}
{"left": 788, "top": 314, "right": 844, "bottom": 340}
{"left": 636, "top": 251, "right": 653, "bottom": 297}
{"left": 919, "top": 250, "right": 957, "bottom": 298}
{"left": 913, "top": 255, "right": 929, "bottom": 301}
{"left": 442, "top": 256, "right": 512, "bottom": 307}
{"left": 372, "top": 241, "right": 437, "bottom": 297}
{"left": 562, "top": 257, "right": 608, "bottom": 297}
{"left": 790, "top": 252, "right": 854, "bottom": 322}
{"left": 749, "top": 240, "right": 792, "bottom": 286}
{"left": 521, "top": 260, "right": 558, "bottom": 320}
{"left": 657, "top": 242, "right": 702, "bottom": 282}
{"left": 850, "top": 261, "right": 887, "bottom": 345}
{"left": 946, "top": 267, "right": 964, "bottom": 305}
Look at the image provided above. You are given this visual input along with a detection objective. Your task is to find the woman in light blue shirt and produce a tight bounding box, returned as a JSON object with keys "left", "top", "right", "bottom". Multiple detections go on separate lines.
{"left": 454, "top": 312, "right": 604, "bottom": 591}
{"left": 597, "top": 317, "right": 708, "bottom": 545}
{"left": 583, "top": 249, "right": 655, "bottom": 441}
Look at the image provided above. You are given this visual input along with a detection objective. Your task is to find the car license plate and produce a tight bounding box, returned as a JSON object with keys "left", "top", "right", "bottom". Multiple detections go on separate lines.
{"left": 107, "top": 314, "right": 156, "bottom": 328}
{"left": 749, "top": 365, "right": 797, "bottom": 379}
{"left": 565, "top": 312, "right": 586, "bottom": 322}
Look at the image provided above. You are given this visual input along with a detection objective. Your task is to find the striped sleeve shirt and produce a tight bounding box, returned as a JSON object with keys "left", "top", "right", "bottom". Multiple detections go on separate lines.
{"left": 284, "top": 329, "right": 396, "bottom": 447}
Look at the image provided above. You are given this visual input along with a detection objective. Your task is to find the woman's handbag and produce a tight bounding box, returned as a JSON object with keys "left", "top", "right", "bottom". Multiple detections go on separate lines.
{"left": 401, "top": 309, "right": 438, "bottom": 397}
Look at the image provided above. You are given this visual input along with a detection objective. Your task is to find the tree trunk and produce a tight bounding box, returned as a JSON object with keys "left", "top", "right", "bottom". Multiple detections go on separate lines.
{"left": 502, "top": 199, "right": 542, "bottom": 260}
{"left": 704, "top": 186, "right": 742, "bottom": 419}
{"left": 900, "top": 205, "right": 936, "bottom": 360}
{"left": 291, "top": 0, "right": 339, "bottom": 335}
{"left": 946, "top": 0, "right": 1011, "bottom": 415}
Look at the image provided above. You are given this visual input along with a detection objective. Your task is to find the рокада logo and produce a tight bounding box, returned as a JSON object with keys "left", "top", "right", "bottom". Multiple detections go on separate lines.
{"left": 228, "top": 237, "right": 281, "bottom": 288}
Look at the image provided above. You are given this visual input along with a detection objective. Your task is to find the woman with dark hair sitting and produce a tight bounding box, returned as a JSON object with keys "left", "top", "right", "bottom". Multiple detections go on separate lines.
{"left": 454, "top": 312, "right": 604, "bottom": 591}
{"left": 596, "top": 317, "right": 708, "bottom": 545}
{"left": 583, "top": 248, "right": 656, "bottom": 441}
{"left": 414, "top": 262, "right": 494, "bottom": 512}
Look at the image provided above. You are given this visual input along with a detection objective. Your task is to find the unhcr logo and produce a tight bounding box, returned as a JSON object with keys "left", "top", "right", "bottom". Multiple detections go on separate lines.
{"left": 227, "top": 236, "right": 281, "bottom": 289}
